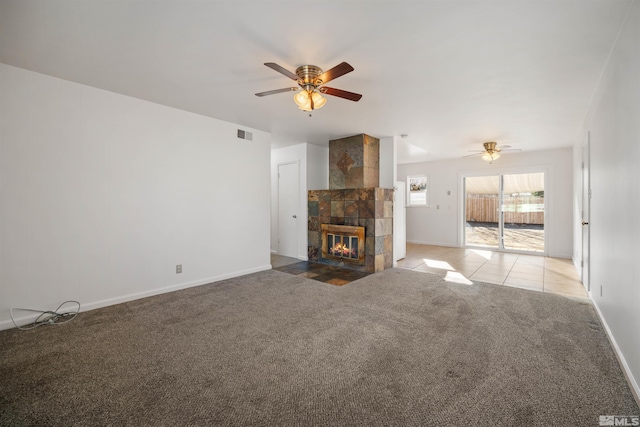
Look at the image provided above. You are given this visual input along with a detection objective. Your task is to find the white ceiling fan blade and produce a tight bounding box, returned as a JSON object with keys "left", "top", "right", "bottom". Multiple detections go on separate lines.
{"left": 255, "top": 87, "right": 299, "bottom": 97}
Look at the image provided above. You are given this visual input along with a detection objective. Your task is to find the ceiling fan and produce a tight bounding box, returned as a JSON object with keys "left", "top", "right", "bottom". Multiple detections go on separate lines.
{"left": 255, "top": 62, "right": 362, "bottom": 112}
{"left": 465, "top": 142, "right": 521, "bottom": 163}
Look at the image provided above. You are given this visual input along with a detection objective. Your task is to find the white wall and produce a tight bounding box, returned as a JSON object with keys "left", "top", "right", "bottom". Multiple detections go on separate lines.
{"left": 379, "top": 136, "right": 398, "bottom": 189}
{"left": 0, "top": 64, "right": 272, "bottom": 330}
{"left": 398, "top": 148, "right": 574, "bottom": 258}
{"left": 270, "top": 143, "right": 328, "bottom": 259}
{"left": 574, "top": 0, "right": 640, "bottom": 401}
{"left": 306, "top": 143, "right": 329, "bottom": 191}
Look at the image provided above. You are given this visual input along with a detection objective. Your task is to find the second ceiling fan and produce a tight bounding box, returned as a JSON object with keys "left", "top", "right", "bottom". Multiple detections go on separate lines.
{"left": 255, "top": 62, "right": 362, "bottom": 112}
{"left": 466, "top": 142, "right": 521, "bottom": 163}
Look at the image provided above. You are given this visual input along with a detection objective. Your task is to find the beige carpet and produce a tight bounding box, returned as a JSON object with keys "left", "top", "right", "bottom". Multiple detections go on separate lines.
{"left": 1, "top": 268, "right": 638, "bottom": 426}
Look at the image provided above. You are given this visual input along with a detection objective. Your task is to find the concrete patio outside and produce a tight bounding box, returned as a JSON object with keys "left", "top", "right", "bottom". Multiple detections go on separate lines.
{"left": 465, "top": 222, "right": 544, "bottom": 252}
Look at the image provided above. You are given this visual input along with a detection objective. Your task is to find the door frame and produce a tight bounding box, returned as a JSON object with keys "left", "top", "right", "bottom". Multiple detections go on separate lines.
{"left": 393, "top": 181, "right": 407, "bottom": 264}
{"left": 459, "top": 167, "right": 549, "bottom": 256}
{"left": 581, "top": 132, "right": 591, "bottom": 291}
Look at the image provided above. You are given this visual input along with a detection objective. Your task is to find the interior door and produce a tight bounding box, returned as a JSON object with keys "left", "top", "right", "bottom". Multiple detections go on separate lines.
{"left": 278, "top": 162, "right": 299, "bottom": 258}
{"left": 582, "top": 133, "right": 591, "bottom": 291}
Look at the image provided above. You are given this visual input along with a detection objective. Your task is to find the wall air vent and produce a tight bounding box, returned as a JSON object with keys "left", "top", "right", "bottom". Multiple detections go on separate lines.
{"left": 237, "top": 129, "right": 253, "bottom": 141}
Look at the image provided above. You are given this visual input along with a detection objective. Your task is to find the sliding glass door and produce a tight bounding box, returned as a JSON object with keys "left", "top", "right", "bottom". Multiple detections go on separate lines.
{"left": 501, "top": 173, "right": 545, "bottom": 252}
{"left": 464, "top": 172, "right": 545, "bottom": 253}
{"left": 464, "top": 175, "right": 500, "bottom": 249}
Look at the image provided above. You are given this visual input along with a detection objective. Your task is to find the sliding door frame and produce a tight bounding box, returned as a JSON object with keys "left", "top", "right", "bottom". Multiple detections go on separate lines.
{"left": 458, "top": 166, "right": 549, "bottom": 256}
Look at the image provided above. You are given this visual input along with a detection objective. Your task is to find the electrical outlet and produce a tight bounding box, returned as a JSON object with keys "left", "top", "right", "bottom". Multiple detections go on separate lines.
{"left": 176, "top": 264, "right": 182, "bottom": 274}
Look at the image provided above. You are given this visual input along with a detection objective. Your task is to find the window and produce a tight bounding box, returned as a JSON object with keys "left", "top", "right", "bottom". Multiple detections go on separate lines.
{"left": 407, "top": 175, "right": 428, "bottom": 207}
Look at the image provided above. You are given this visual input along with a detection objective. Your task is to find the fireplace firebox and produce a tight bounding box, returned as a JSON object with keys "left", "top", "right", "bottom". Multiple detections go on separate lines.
{"left": 321, "top": 224, "right": 365, "bottom": 265}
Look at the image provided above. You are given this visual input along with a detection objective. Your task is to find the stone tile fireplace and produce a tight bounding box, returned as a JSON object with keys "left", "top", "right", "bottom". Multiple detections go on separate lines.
{"left": 308, "top": 134, "right": 393, "bottom": 273}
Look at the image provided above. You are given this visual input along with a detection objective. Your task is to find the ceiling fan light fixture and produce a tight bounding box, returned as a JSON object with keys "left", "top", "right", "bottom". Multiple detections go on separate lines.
{"left": 311, "top": 91, "right": 326, "bottom": 109}
{"left": 294, "top": 90, "right": 309, "bottom": 107}
{"left": 294, "top": 90, "right": 326, "bottom": 111}
{"left": 482, "top": 151, "right": 500, "bottom": 162}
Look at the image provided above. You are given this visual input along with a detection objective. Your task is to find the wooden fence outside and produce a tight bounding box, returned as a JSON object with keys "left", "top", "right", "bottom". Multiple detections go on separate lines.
{"left": 466, "top": 194, "right": 544, "bottom": 225}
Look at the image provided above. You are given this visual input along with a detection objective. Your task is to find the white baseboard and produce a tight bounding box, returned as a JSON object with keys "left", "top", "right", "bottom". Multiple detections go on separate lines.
{"left": 572, "top": 256, "right": 580, "bottom": 271}
{"left": 547, "top": 251, "right": 573, "bottom": 259}
{"left": 270, "top": 251, "right": 307, "bottom": 261}
{"left": 591, "top": 297, "right": 640, "bottom": 408}
{"left": 0, "top": 264, "right": 272, "bottom": 331}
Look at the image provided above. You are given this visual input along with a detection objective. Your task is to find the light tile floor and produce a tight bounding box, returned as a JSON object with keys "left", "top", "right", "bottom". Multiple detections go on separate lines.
{"left": 397, "top": 243, "right": 588, "bottom": 300}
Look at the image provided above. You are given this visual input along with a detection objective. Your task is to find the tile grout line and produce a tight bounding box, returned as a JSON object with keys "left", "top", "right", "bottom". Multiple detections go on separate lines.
{"left": 502, "top": 254, "right": 520, "bottom": 286}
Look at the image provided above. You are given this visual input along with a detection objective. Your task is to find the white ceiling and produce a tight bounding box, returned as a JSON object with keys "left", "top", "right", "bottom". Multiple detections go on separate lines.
{"left": 0, "top": 0, "right": 631, "bottom": 163}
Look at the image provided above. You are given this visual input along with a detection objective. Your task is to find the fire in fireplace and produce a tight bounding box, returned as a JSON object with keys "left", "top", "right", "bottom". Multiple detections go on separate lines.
{"left": 327, "top": 234, "right": 359, "bottom": 260}
{"left": 321, "top": 224, "right": 365, "bottom": 265}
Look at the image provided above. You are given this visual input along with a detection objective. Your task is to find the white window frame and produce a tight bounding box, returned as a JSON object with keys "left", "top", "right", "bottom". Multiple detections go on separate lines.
{"left": 407, "top": 175, "right": 429, "bottom": 207}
